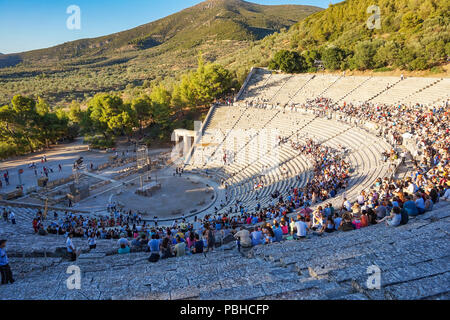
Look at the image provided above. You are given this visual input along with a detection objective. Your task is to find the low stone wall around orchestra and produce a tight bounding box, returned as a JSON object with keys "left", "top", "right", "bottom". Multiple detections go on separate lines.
{"left": 46, "top": 174, "right": 75, "bottom": 189}
{"left": 56, "top": 157, "right": 136, "bottom": 189}
{"left": 0, "top": 189, "right": 24, "bottom": 200}
{"left": 0, "top": 199, "right": 89, "bottom": 214}
{"left": 89, "top": 180, "right": 111, "bottom": 192}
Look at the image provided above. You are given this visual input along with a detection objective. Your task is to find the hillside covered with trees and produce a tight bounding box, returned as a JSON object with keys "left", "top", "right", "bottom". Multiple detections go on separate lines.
{"left": 268, "top": 0, "right": 449, "bottom": 73}
{"left": 0, "top": 0, "right": 448, "bottom": 159}
{"left": 0, "top": 0, "right": 320, "bottom": 106}
{"left": 0, "top": 56, "right": 236, "bottom": 159}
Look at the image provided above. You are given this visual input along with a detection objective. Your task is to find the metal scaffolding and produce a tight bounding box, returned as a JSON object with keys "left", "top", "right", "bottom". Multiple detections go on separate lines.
{"left": 136, "top": 145, "right": 150, "bottom": 169}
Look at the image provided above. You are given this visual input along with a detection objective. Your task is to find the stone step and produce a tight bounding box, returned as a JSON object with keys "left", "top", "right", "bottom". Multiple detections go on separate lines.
{"left": 77, "top": 252, "right": 107, "bottom": 259}
{"left": 384, "top": 272, "right": 450, "bottom": 300}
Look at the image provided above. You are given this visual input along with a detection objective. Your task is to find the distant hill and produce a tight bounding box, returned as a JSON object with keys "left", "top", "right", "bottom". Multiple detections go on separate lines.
{"left": 0, "top": 54, "right": 22, "bottom": 68}
{"left": 0, "top": 0, "right": 321, "bottom": 105}
{"left": 1, "top": 0, "right": 320, "bottom": 66}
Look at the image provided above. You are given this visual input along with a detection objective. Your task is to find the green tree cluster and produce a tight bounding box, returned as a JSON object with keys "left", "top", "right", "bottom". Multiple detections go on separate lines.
{"left": 171, "top": 56, "right": 236, "bottom": 108}
{"left": 268, "top": 50, "right": 308, "bottom": 73}
{"left": 68, "top": 57, "right": 237, "bottom": 148}
{"left": 0, "top": 95, "right": 77, "bottom": 159}
{"left": 288, "top": 0, "right": 449, "bottom": 71}
{"left": 1, "top": 57, "right": 238, "bottom": 155}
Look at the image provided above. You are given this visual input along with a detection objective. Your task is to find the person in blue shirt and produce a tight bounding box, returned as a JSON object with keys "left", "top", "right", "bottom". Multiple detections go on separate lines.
{"left": 148, "top": 234, "right": 160, "bottom": 255}
{"left": 88, "top": 233, "right": 97, "bottom": 250}
{"left": 333, "top": 213, "right": 342, "bottom": 231}
{"left": 0, "top": 239, "right": 14, "bottom": 284}
{"left": 263, "top": 225, "right": 276, "bottom": 244}
{"left": 272, "top": 223, "right": 283, "bottom": 242}
{"left": 414, "top": 193, "right": 426, "bottom": 215}
{"left": 251, "top": 227, "right": 263, "bottom": 246}
{"left": 324, "top": 205, "right": 331, "bottom": 218}
{"left": 191, "top": 234, "right": 204, "bottom": 254}
{"left": 118, "top": 245, "right": 130, "bottom": 254}
{"left": 403, "top": 195, "right": 419, "bottom": 216}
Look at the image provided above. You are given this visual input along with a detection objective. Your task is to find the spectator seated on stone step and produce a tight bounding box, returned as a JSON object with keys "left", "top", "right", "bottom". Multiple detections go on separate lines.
{"left": 118, "top": 243, "right": 130, "bottom": 254}
{"left": 442, "top": 187, "right": 450, "bottom": 201}
{"left": 38, "top": 225, "right": 48, "bottom": 236}
{"left": 191, "top": 234, "right": 204, "bottom": 254}
{"left": 117, "top": 234, "right": 130, "bottom": 253}
{"left": 131, "top": 234, "right": 148, "bottom": 251}
{"left": 402, "top": 195, "right": 419, "bottom": 217}
{"left": 378, "top": 206, "right": 402, "bottom": 227}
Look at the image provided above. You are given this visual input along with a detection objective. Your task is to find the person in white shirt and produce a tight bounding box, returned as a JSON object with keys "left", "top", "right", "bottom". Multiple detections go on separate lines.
{"left": 407, "top": 181, "right": 417, "bottom": 195}
{"left": 357, "top": 193, "right": 365, "bottom": 205}
{"left": 234, "top": 228, "right": 252, "bottom": 252}
{"left": 343, "top": 198, "right": 352, "bottom": 212}
{"left": 9, "top": 211, "right": 15, "bottom": 225}
{"left": 294, "top": 216, "right": 308, "bottom": 239}
{"left": 378, "top": 206, "right": 402, "bottom": 227}
{"left": 192, "top": 216, "right": 201, "bottom": 232}
{"left": 88, "top": 233, "right": 96, "bottom": 250}
{"left": 400, "top": 151, "right": 407, "bottom": 164}
{"left": 442, "top": 188, "right": 450, "bottom": 201}
{"left": 66, "top": 233, "right": 76, "bottom": 261}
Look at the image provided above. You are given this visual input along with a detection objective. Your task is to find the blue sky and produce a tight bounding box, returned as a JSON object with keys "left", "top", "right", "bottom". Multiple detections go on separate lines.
{"left": 0, "top": 0, "right": 340, "bottom": 54}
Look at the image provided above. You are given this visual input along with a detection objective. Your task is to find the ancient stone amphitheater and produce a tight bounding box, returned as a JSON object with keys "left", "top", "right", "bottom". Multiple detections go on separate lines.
{"left": 0, "top": 68, "right": 449, "bottom": 300}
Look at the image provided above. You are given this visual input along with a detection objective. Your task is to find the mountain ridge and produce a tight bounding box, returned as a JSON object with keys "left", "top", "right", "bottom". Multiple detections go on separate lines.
{"left": 0, "top": 0, "right": 321, "bottom": 67}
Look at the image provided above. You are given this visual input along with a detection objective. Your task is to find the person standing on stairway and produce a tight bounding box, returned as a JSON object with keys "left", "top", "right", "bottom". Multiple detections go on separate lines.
{"left": 0, "top": 239, "right": 15, "bottom": 285}
{"left": 9, "top": 211, "right": 15, "bottom": 225}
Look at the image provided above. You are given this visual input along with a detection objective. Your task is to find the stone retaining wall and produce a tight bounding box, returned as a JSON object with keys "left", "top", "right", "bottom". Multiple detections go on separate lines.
{"left": 0, "top": 199, "right": 89, "bottom": 214}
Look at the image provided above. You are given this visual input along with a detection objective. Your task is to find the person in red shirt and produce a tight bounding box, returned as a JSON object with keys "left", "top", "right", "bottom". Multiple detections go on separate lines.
{"left": 360, "top": 210, "right": 369, "bottom": 228}
{"left": 32, "top": 218, "right": 39, "bottom": 233}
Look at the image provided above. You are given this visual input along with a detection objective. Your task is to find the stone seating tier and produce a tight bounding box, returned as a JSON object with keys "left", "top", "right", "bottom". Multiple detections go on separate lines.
{"left": 1, "top": 201, "right": 448, "bottom": 300}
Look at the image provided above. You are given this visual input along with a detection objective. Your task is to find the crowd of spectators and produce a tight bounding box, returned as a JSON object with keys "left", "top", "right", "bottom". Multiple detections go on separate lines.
{"left": 1, "top": 89, "right": 449, "bottom": 267}
{"left": 218, "top": 94, "right": 449, "bottom": 248}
